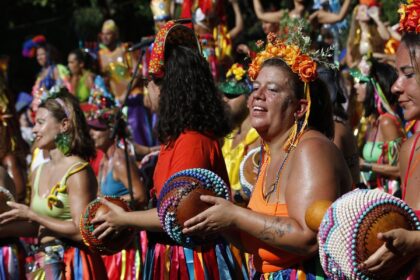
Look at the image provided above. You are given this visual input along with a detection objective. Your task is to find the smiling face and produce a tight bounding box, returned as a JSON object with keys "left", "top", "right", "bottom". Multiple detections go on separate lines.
{"left": 36, "top": 47, "right": 48, "bottom": 67}
{"left": 32, "top": 108, "right": 64, "bottom": 150}
{"left": 392, "top": 43, "right": 420, "bottom": 121}
{"left": 248, "top": 65, "right": 298, "bottom": 140}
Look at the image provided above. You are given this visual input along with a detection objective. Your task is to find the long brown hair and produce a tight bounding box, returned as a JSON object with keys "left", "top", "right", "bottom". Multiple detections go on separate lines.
{"left": 39, "top": 88, "right": 96, "bottom": 160}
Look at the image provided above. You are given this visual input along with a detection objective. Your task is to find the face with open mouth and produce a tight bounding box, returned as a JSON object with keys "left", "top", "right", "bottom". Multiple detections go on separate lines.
{"left": 32, "top": 108, "right": 64, "bottom": 151}
{"left": 392, "top": 42, "right": 420, "bottom": 121}
{"left": 248, "top": 65, "right": 298, "bottom": 140}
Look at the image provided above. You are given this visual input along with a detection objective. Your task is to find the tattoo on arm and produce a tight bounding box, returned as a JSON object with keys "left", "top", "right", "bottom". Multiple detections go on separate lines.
{"left": 259, "top": 217, "right": 292, "bottom": 243}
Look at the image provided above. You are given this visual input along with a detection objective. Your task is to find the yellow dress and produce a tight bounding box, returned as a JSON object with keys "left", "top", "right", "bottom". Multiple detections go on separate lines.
{"left": 222, "top": 128, "right": 259, "bottom": 191}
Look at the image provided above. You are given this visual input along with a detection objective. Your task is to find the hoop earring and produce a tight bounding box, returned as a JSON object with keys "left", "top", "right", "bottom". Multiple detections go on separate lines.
{"left": 55, "top": 132, "right": 71, "bottom": 156}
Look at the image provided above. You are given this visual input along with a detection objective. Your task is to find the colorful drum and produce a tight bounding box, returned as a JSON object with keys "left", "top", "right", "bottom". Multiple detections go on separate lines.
{"left": 317, "top": 189, "right": 420, "bottom": 279}
{"left": 80, "top": 196, "right": 134, "bottom": 255}
{"left": 157, "top": 168, "right": 230, "bottom": 247}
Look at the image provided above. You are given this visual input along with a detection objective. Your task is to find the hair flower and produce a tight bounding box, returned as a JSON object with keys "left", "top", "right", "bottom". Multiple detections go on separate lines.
{"left": 399, "top": 0, "right": 420, "bottom": 33}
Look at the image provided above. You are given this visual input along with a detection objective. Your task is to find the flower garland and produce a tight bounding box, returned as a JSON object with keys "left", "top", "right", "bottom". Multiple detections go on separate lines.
{"left": 247, "top": 22, "right": 335, "bottom": 151}
{"left": 226, "top": 63, "right": 246, "bottom": 81}
{"left": 398, "top": 0, "right": 420, "bottom": 34}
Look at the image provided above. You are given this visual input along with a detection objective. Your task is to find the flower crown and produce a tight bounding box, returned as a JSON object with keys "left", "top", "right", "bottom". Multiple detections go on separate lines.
{"left": 218, "top": 63, "right": 251, "bottom": 95}
{"left": 398, "top": 0, "right": 420, "bottom": 34}
{"left": 248, "top": 22, "right": 335, "bottom": 83}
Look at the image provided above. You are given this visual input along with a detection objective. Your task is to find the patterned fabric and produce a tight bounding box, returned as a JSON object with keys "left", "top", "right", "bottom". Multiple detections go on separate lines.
{"left": 149, "top": 21, "right": 201, "bottom": 78}
{"left": 318, "top": 189, "right": 420, "bottom": 279}
{"left": 26, "top": 244, "right": 107, "bottom": 280}
{"left": 252, "top": 257, "right": 326, "bottom": 280}
{"left": 0, "top": 240, "right": 26, "bottom": 280}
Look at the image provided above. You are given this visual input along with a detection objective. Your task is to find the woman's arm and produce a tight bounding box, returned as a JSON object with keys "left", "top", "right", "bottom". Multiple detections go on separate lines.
{"left": 361, "top": 116, "right": 403, "bottom": 178}
{"left": 184, "top": 137, "right": 347, "bottom": 255}
{"left": 113, "top": 149, "right": 148, "bottom": 208}
{"left": 0, "top": 165, "right": 97, "bottom": 242}
{"left": 309, "top": 0, "right": 351, "bottom": 24}
{"left": 228, "top": 0, "right": 244, "bottom": 40}
{"left": 253, "top": 0, "right": 284, "bottom": 23}
{"left": 368, "top": 7, "right": 390, "bottom": 41}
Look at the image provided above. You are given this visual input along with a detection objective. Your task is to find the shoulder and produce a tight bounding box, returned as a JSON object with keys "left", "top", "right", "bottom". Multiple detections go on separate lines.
{"left": 295, "top": 130, "right": 338, "bottom": 157}
{"left": 175, "top": 131, "right": 218, "bottom": 147}
{"left": 401, "top": 134, "right": 419, "bottom": 157}
{"left": 378, "top": 114, "right": 403, "bottom": 141}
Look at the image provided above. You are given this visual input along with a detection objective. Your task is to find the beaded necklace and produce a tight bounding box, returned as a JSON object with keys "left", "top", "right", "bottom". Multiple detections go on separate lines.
{"left": 262, "top": 148, "right": 292, "bottom": 204}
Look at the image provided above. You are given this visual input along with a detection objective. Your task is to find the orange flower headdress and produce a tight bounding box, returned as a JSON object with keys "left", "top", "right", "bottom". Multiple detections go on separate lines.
{"left": 398, "top": 0, "right": 420, "bottom": 34}
{"left": 248, "top": 22, "right": 335, "bottom": 151}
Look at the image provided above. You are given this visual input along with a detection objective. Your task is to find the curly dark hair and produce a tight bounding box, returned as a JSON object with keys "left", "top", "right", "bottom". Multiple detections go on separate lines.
{"left": 363, "top": 60, "right": 398, "bottom": 117}
{"left": 262, "top": 58, "right": 334, "bottom": 139}
{"left": 39, "top": 88, "right": 96, "bottom": 160}
{"left": 155, "top": 45, "right": 232, "bottom": 144}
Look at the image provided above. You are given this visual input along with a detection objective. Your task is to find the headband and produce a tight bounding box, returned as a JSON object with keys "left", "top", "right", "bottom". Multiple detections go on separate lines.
{"left": 149, "top": 20, "right": 201, "bottom": 78}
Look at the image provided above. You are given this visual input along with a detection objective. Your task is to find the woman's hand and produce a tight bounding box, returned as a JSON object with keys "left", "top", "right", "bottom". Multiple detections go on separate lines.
{"left": 0, "top": 201, "right": 34, "bottom": 224}
{"left": 182, "top": 195, "right": 236, "bottom": 235}
{"left": 359, "top": 229, "right": 420, "bottom": 278}
{"left": 91, "top": 198, "right": 128, "bottom": 240}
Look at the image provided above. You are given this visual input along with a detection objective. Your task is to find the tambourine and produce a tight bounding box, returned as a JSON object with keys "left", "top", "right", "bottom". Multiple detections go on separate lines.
{"left": 80, "top": 196, "right": 135, "bottom": 255}
{"left": 157, "top": 168, "right": 230, "bottom": 247}
{"left": 306, "top": 189, "right": 420, "bottom": 279}
{"left": 0, "top": 186, "right": 14, "bottom": 213}
{"left": 239, "top": 146, "right": 261, "bottom": 197}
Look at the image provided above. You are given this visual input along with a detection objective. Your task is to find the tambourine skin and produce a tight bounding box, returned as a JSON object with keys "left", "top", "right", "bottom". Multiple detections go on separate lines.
{"left": 318, "top": 189, "right": 420, "bottom": 279}
{"left": 157, "top": 168, "right": 230, "bottom": 247}
{"left": 80, "top": 196, "right": 134, "bottom": 255}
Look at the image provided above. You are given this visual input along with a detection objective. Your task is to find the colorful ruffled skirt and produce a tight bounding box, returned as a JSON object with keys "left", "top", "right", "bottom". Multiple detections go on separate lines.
{"left": 26, "top": 242, "right": 107, "bottom": 280}
{"left": 101, "top": 231, "right": 148, "bottom": 280}
{"left": 143, "top": 234, "right": 247, "bottom": 280}
{"left": 0, "top": 239, "right": 26, "bottom": 280}
{"left": 252, "top": 257, "right": 328, "bottom": 280}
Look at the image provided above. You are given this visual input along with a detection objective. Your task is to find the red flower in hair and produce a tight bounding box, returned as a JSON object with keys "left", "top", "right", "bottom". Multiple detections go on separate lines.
{"left": 399, "top": 0, "right": 420, "bottom": 34}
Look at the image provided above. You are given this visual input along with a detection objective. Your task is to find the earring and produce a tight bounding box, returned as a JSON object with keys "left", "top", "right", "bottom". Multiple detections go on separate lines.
{"left": 55, "top": 132, "right": 71, "bottom": 156}
{"left": 283, "top": 114, "right": 299, "bottom": 152}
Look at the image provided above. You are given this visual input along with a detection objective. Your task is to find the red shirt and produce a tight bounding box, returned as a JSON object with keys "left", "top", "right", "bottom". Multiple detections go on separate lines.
{"left": 153, "top": 131, "right": 229, "bottom": 196}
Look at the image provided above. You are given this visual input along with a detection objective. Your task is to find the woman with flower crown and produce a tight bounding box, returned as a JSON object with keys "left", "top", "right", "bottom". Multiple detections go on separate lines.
{"left": 0, "top": 88, "right": 107, "bottom": 279}
{"left": 359, "top": 1, "right": 420, "bottom": 278}
{"left": 183, "top": 30, "right": 352, "bottom": 278}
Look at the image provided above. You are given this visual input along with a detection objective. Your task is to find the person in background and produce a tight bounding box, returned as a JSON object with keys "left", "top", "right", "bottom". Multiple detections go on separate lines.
{"left": 85, "top": 92, "right": 148, "bottom": 280}
{"left": 98, "top": 19, "right": 155, "bottom": 148}
{"left": 360, "top": 2, "right": 420, "bottom": 277}
{"left": 0, "top": 89, "right": 107, "bottom": 279}
{"left": 351, "top": 57, "right": 403, "bottom": 195}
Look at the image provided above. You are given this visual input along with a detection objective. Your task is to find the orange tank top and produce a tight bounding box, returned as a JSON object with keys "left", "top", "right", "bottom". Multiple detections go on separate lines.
{"left": 240, "top": 150, "right": 307, "bottom": 273}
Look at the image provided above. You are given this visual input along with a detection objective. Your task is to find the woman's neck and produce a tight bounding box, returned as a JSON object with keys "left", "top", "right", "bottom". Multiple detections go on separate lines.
{"left": 49, "top": 148, "right": 68, "bottom": 164}
{"left": 264, "top": 126, "right": 294, "bottom": 155}
{"left": 105, "top": 143, "right": 116, "bottom": 160}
